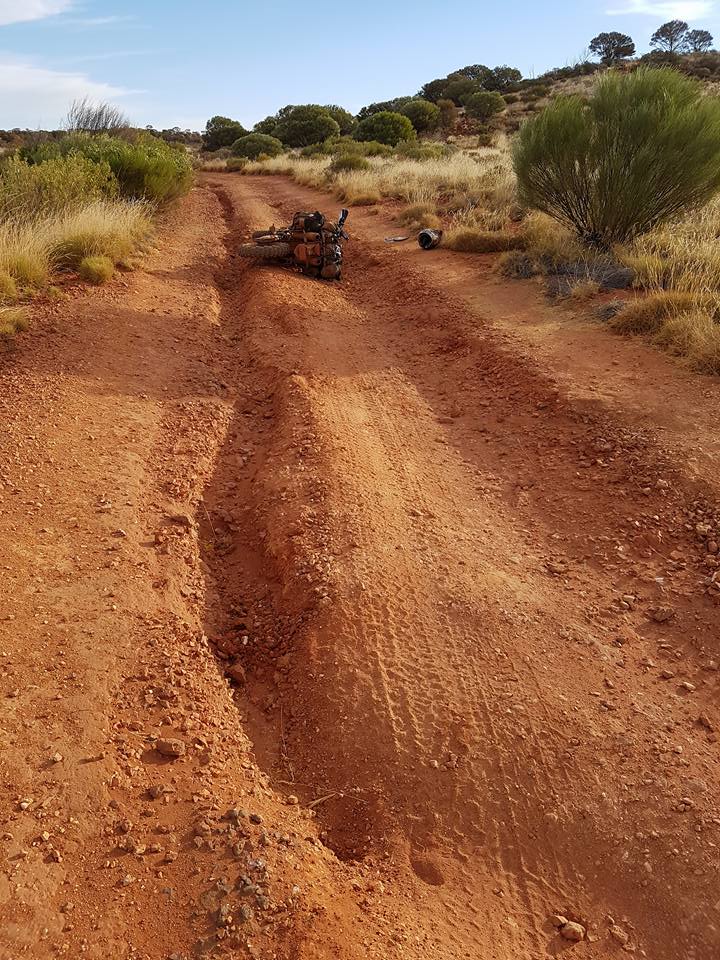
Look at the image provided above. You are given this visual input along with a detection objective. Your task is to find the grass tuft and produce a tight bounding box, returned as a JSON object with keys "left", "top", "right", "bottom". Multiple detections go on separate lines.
{"left": 443, "top": 228, "right": 525, "bottom": 253}
{"left": 0, "top": 271, "right": 18, "bottom": 301}
{"left": 78, "top": 255, "right": 115, "bottom": 284}
{"left": 0, "top": 306, "right": 30, "bottom": 338}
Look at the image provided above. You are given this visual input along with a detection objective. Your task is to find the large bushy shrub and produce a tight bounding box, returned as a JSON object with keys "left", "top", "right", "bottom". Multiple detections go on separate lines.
{"left": 322, "top": 105, "right": 356, "bottom": 135}
{"left": 0, "top": 153, "right": 117, "bottom": 217}
{"left": 400, "top": 99, "right": 440, "bottom": 132}
{"left": 274, "top": 106, "right": 340, "bottom": 146}
{"left": 22, "top": 133, "right": 193, "bottom": 203}
{"left": 354, "top": 111, "right": 416, "bottom": 146}
{"left": 231, "top": 133, "right": 283, "bottom": 159}
{"left": 513, "top": 68, "right": 720, "bottom": 246}
{"left": 462, "top": 91, "right": 505, "bottom": 122}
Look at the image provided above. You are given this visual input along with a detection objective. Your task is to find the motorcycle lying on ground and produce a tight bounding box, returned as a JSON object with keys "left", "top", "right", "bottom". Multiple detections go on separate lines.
{"left": 238, "top": 209, "right": 349, "bottom": 280}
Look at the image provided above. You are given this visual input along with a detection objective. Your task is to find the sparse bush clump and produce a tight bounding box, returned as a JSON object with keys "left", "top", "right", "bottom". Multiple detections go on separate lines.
{"left": 328, "top": 154, "right": 371, "bottom": 173}
{"left": 354, "top": 111, "right": 416, "bottom": 146}
{"left": 443, "top": 228, "right": 525, "bottom": 253}
{"left": 78, "top": 254, "right": 115, "bottom": 284}
{"left": 513, "top": 68, "right": 720, "bottom": 246}
{"left": 231, "top": 133, "right": 283, "bottom": 159}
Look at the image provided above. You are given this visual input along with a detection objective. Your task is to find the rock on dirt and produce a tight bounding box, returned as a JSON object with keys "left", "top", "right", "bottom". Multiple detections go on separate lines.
{"left": 155, "top": 738, "right": 186, "bottom": 758}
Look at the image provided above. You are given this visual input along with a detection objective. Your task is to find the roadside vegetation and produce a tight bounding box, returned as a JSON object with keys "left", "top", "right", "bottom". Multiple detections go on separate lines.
{"left": 196, "top": 16, "right": 720, "bottom": 375}
{"left": 0, "top": 100, "right": 192, "bottom": 341}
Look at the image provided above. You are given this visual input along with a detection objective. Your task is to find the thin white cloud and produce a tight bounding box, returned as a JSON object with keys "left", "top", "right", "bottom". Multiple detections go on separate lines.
{"left": 608, "top": 1, "right": 715, "bottom": 15}
{"left": 0, "top": 1, "right": 74, "bottom": 25}
{"left": 0, "top": 58, "right": 131, "bottom": 128}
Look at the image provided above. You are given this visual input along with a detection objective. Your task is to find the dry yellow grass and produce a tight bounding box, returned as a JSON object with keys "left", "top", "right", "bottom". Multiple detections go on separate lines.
{"left": 78, "top": 255, "right": 115, "bottom": 284}
{"left": 0, "top": 200, "right": 151, "bottom": 290}
{"left": 0, "top": 306, "right": 30, "bottom": 338}
{"left": 443, "top": 228, "right": 525, "bottom": 253}
{"left": 245, "top": 148, "right": 517, "bottom": 215}
{"left": 397, "top": 203, "right": 442, "bottom": 232}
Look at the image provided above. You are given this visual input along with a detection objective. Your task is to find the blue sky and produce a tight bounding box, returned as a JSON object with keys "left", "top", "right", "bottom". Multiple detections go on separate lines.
{"left": 1, "top": 0, "right": 719, "bottom": 130}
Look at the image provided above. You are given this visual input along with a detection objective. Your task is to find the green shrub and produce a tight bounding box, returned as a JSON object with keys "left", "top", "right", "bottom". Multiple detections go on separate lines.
{"left": 513, "top": 68, "right": 720, "bottom": 246}
{"left": 437, "top": 99, "right": 458, "bottom": 131}
{"left": 22, "top": 134, "right": 193, "bottom": 204}
{"left": 0, "top": 153, "right": 118, "bottom": 218}
{"left": 78, "top": 254, "right": 114, "bottom": 284}
{"left": 462, "top": 91, "right": 506, "bottom": 122}
{"left": 231, "top": 133, "right": 283, "bottom": 159}
{"left": 274, "top": 106, "right": 340, "bottom": 147}
{"left": 400, "top": 99, "right": 441, "bottom": 133}
{"left": 225, "top": 157, "right": 248, "bottom": 171}
{"left": 443, "top": 78, "right": 481, "bottom": 105}
{"left": 322, "top": 105, "right": 356, "bottom": 135}
{"left": 203, "top": 116, "right": 249, "bottom": 151}
{"left": 329, "top": 154, "right": 371, "bottom": 173}
{"left": 503, "top": 93, "right": 520, "bottom": 105}
{"left": 395, "top": 141, "right": 451, "bottom": 161}
{"left": 332, "top": 139, "right": 392, "bottom": 157}
{"left": 355, "top": 111, "right": 416, "bottom": 146}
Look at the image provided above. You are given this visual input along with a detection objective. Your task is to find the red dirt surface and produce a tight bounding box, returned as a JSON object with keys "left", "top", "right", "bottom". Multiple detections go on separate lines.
{"left": 1, "top": 173, "right": 719, "bottom": 960}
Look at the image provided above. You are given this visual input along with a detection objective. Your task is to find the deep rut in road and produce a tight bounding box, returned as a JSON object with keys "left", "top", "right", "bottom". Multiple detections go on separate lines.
{"left": 197, "top": 175, "right": 720, "bottom": 960}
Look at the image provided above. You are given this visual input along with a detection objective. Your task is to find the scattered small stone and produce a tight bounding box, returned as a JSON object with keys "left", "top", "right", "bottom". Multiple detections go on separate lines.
{"left": 650, "top": 606, "right": 675, "bottom": 624}
{"left": 560, "top": 921, "right": 586, "bottom": 942}
{"left": 156, "top": 738, "right": 186, "bottom": 758}
{"left": 610, "top": 925, "right": 630, "bottom": 946}
{"left": 112, "top": 529, "right": 128, "bottom": 538}
{"left": 249, "top": 813, "right": 263, "bottom": 825}
{"left": 50, "top": 752, "right": 63, "bottom": 764}
{"left": 660, "top": 669, "right": 675, "bottom": 680}
{"left": 549, "top": 914, "right": 568, "bottom": 928}
{"left": 679, "top": 681, "right": 696, "bottom": 692}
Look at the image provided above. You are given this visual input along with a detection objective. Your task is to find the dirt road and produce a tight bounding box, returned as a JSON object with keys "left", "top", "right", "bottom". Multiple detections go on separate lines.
{"left": 1, "top": 174, "right": 719, "bottom": 960}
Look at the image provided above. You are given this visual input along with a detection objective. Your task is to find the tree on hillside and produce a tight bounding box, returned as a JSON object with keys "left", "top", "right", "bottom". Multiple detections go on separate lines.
{"left": 437, "top": 98, "right": 458, "bottom": 132}
{"left": 686, "top": 28, "right": 714, "bottom": 52}
{"left": 322, "top": 105, "right": 356, "bottom": 135}
{"left": 253, "top": 116, "right": 279, "bottom": 136}
{"left": 452, "top": 64, "right": 493, "bottom": 84}
{"left": 419, "top": 77, "right": 450, "bottom": 102}
{"left": 484, "top": 65, "right": 523, "bottom": 90}
{"left": 650, "top": 20, "right": 689, "bottom": 53}
{"left": 442, "top": 77, "right": 480, "bottom": 105}
{"left": 203, "top": 116, "right": 248, "bottom": 151}
{"left": 589, "top": 31, "right": 636, "bottom": 64}
{"left": 400, "top": 98, "right": 440, "bottom": 132}
{"left": 357, "top": 97, "right": 414, "bottom": 121}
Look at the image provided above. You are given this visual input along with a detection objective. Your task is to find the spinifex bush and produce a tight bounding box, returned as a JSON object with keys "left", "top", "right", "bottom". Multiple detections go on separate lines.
{"left": 513, "top": 68, "right": 720, "bottom": 246}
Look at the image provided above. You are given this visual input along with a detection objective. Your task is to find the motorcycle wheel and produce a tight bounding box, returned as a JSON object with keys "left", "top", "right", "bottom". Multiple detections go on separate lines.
{"left": 238, "top": 242, "right": 291, "bottom": 260}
